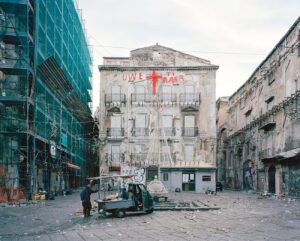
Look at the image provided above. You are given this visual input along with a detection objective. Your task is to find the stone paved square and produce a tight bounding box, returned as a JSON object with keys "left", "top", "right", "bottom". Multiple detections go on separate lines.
{"left": 1, "top": 191, "right": 300, "bottom": 241}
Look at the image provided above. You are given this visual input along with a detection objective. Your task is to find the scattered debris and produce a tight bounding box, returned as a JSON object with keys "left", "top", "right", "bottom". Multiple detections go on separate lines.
{"left": 154, "top": 199, "right": 220, "bottom": 211}
{"left": 74, "top": 210, "right": 83, "bottom": 216}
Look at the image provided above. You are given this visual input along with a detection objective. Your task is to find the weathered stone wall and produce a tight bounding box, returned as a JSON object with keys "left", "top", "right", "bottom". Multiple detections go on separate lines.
{"left": 217, "top": 18, "right": 300, "bottom": 195}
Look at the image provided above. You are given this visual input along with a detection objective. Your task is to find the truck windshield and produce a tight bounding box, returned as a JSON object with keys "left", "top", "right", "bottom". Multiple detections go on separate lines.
{"left": 139, "top": 184, "right": 147, "bottom": 193}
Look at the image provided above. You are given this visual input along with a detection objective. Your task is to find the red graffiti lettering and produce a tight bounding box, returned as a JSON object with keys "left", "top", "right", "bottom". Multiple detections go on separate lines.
{"left": 139, "top": 72, "right": 143, "bottom": 80}
{"left": 123, "top": 72, "right": 136, "bottom": 81}
{"left": 178, "top": 75, "right": 184, "bottom": 82}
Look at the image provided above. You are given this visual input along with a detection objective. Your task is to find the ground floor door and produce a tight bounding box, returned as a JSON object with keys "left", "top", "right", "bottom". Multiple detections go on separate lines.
{"left": 182, "top": 171, "right": 195, "bottom": 191}
{"left": 146, "top": 166, "right": 158, "bottom": 182}
{"left": 268, "top": 165, "right": 276, "bottom": 193}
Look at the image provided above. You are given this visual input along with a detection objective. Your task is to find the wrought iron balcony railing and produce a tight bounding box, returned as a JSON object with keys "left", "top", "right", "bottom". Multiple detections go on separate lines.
{"left": 131, "top": 128, "right": 149, "bottom": 137}
{"left": 131, "top": 93, "right": 176, "bottom": 105}
{"left": 179, "top": 93, "right": 200, "bottom": 106}
{"left": 107, "top": 128, "right": 124, "bottom": 138}
{"left": 105, "top": 94, "right": 126, "bottom": 104}
{"left": 106, "top": 153, "right": 125, "bottom": 165}
{"left": 159, "top": 127, "right": 176, "bottom": 137}
{"left": 130, "top": 153, "right": 148, "bottom": 163}
{"left": 182, "top": 127, "right": 199, "bottom": 137}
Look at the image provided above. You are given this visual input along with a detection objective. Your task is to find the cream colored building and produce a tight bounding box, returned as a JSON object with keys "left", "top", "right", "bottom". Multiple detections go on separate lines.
{"left": 98, "top": 44, "right": 218, "bottom": 192}
{"left": 217, "top": 17, "right": 300, "bottom": 196}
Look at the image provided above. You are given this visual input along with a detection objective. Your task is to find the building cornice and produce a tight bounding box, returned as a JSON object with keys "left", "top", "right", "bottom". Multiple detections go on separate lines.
{"left": 98, "top": 65, "right": 219, "bottom": 72}
{"left": 225, "top": 89, "right": 300, "bottom": 141}
{"left": 229, "top": 17, "right": 300, "bottom": 101}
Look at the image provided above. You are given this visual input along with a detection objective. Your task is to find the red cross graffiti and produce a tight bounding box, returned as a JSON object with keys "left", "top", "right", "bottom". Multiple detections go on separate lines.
{"left": 146, "top": 70, "right": 162, "bottom": 95}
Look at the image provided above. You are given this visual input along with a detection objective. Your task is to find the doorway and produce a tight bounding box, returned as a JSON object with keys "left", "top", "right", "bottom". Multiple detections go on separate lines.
{"left": 182, "top": 171, "right": 195, "bottom": 191}
{"left": 268, "top": 165, "right": 276, "bottom": 193}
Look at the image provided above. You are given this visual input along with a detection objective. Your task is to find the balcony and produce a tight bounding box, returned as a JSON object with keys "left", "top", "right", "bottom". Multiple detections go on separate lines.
{"left": 259, "top": 115, "right": 276, "bottom": 131}
{"left": 131, "top": 93, "right": 151, "bottom": 105}
{"left": 131, "top": 128, "right": 149, "bottom": 137}
{"left": 159, "top": 127, "right": 176, "bottom": 137}
{"left": 130, "top": 153, "right": 148, "bottom": 164}
{"left": 105, "top": 93, "right": 126, "bottom": 106}
{"left": 182, "top": 127, "right": 199, "bottom": 137}
{"left": 157, "top": 93, "right": 177, "bottom": 105}
{"left": 179, "top": 93, "right": 200, "bottom": 106}
{"left": 131, "top": 93, "right": 176, "bottom": 106}
{"left": 107, "top": 128, "right": 124, "bottom": 140}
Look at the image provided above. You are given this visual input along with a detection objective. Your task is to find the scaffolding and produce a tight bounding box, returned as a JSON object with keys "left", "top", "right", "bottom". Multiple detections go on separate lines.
{"left": 0, "top": 0, "right": 95, "bottom": 203}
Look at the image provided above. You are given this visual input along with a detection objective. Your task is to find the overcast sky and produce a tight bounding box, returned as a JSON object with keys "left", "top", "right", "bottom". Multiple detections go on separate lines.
{"left": 77, "top": 0, "right": 300, "bottom": 113}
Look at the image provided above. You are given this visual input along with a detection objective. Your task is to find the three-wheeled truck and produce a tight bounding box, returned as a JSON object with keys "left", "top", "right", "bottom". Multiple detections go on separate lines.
{"left": 92, "top": 176, "right": 154, "bottom": 218}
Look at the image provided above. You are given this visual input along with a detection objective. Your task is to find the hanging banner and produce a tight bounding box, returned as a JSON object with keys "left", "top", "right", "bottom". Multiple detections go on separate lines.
{"left": 121, "top": 166, "right": 146, "bottom": 185}
{"left": 50, "top": 140, "right": 57, "bottom": 158}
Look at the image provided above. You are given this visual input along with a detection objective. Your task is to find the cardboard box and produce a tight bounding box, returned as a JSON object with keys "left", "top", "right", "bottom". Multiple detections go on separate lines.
{"left": 31, "top": 194, "right": 40, "bottom": 200}
{"left": 40, "top": 194, "right": 46, "bottom": 200}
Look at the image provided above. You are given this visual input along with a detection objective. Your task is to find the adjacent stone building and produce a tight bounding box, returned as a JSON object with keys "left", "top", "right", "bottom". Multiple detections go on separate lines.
{"left": 98, "top": 44, "right": 218, "bottom": 192}
{"left": 217, "top": 17, "right": 300, "bottom": 196}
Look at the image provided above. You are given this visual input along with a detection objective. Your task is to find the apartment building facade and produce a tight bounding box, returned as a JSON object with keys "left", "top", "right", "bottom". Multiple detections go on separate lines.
{"left": 98, "top": 44, "right": 218, "bottom": 192}
{"left": 217, "top": 17, "right": 300, "bottom": 196}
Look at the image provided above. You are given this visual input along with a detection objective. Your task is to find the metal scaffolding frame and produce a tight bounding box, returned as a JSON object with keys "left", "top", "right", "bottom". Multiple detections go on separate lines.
{"left": 0, "top": 0, "right": 96, "bottom": 203}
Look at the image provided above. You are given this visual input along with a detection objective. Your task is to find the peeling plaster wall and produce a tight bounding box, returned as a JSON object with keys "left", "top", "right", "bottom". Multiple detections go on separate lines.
{"left": 98, "top": 45, "right": 218, "bottom": 190}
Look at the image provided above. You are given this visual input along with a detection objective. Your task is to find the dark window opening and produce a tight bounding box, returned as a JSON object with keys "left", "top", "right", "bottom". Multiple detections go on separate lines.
{"left": 202, "top": 176, "right": 211, "bottom": 182}
{"left": 163, "top": 173, "right": 168, "bottom": 181}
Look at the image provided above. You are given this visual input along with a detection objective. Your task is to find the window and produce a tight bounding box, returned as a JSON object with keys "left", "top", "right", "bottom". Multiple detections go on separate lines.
{"left": 245, "top": 109, "right": 252, "bottom": 125}
{"left": 183, "top": 85, "right": 196, "bottom": 102}
{"left": 266, "top": 96, "right": 274, "bottom": 111}
{"left": 111, "top": 145, "right": 121, "bottom": 163}
{"left": 202, "top": 176, "right": 211, "bottom": 182}
{"left": 163, "top": 173, "right": 168, "bottom": 181}
{"left": 184, "top": 85, "right": 195, "bottom": 94}
{"left": 111, "top": 85, "right": 121, "bottom": 102}
{"left": 134, "top": 114, "right": 147, "bottom": 136}
{"left": 111, "top": 116, "right": 121, "bottom": 128}
{"left": 161, "top": 115, "right": 173, "bottom": 136}
{"left": 182, "top": 174, "right": 189, "bottom": 183}
{"left": 162, "top": 85, "right": 172, "bottom": 102}
{"left": 184, "top": 144, "right": 194, "bottom": 162}
{"left": 135, "top": 85, "right": 145, "bottom": 102}
{"left": 267, "top": 70, "right": 275, "bottom": 85}
{"left": 110, "top": 116, "right": 122, "bottom": 136}
{"left": 184, "top": 115, "right": 196, "bottom": 136}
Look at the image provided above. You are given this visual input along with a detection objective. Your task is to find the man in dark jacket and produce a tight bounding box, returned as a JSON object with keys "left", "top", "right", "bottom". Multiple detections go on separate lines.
{"left": 80, "top": 181, "right": 98, "bottom": 217}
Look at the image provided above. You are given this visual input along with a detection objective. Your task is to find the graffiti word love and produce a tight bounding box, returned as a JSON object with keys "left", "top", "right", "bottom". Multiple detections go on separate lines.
{"left": 123, "top": 71, "right": 185, "bottom": 84}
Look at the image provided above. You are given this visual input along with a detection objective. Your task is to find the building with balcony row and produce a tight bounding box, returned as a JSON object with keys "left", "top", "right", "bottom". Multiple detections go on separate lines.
{"left": 0, "top": 0, "right": 96, "bottom": 202}
{"left": 216, "top": 17, "right": 300, "bottom": 197}
{"left": 98, "top": 44, "right": 218, "bottom": 192}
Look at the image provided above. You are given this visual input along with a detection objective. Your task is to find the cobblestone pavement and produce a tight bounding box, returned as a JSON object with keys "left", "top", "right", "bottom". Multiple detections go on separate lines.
{"left": 0, "top": 191, "right": 300, "bottom": 241}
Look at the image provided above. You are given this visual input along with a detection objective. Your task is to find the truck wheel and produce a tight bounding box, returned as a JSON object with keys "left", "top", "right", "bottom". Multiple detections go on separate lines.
{"left": 115, "top": 209, "right": 126, "bottom": 218}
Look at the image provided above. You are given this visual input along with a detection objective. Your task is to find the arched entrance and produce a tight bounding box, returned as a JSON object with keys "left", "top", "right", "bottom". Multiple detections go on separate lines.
{"left": 243, "top": 160, "right": 254, "bottom": 190}
{"left": 268, "top": 165, "right": 276, "bottom": 193}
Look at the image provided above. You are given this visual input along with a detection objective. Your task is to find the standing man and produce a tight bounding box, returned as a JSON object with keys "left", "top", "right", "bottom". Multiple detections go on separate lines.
{"left": 80, "top": 180, "right": 98, "bottom": 217}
